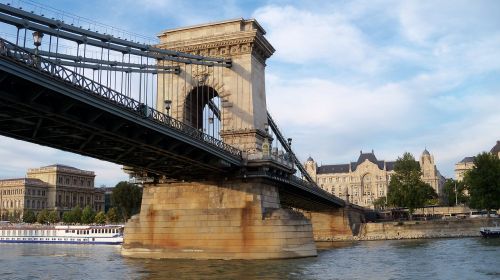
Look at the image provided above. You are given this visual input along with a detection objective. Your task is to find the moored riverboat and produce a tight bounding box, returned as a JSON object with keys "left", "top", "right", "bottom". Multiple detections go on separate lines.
{"left": 0, "top": 224, "right": 123, "bottom": 245}
{"left": 480, "top": 226, "right": 500, "bottom": 238}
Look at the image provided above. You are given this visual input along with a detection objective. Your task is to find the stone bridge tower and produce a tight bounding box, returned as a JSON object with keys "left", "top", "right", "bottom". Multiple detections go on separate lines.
{"left": 123, "top": 19, "right": 319, "bottom": 260}
{"left": 156, "top": 19, "right": 274, "bottom": 158}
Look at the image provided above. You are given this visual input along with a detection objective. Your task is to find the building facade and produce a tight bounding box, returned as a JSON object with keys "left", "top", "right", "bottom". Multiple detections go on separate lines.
{"left": 0, "top": 178, "right": 49, "bottom": 220}
{"left": 305, "top": 149, "right": 445, "bottom": 208}
{"left": 0, "top": 164, "right": 105, "bottom": 219}
{"left": 454, "top": 140, "right": 500, "bottom": 181}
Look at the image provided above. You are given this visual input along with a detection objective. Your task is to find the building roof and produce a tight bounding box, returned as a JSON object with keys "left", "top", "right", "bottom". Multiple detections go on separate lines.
{"left": 0, "top": 178, "right": 48, "bottom": 187}
{"left": 307, "top": 156, "right": 314, "bottom": 162}
{"left": 42, "top": 164, "right": 78, "bottom": 170}
{"left": 422, "top": 148, "right": 430, "bottom": 156}
{"left": 317, "top": 164, "right": 350, "bottom": 174}
{"left": 491, "top": 141, "right": 500, "bottom": 154}
{"left": 350, "top": 151, "right": 384, "bottom": 171}
{"left": 460, "top": 156, "right": 475, "bottom": 163}
{"left": 385, "top": 161, "right": 396, "bottom": 171}
{"left": 316, "top": 151, "right": 397, "bottom": 174}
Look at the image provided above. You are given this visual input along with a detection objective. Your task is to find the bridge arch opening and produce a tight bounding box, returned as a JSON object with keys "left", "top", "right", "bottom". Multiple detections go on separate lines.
{"left": 185, "top": 85, "right": 221, "bottom": 140}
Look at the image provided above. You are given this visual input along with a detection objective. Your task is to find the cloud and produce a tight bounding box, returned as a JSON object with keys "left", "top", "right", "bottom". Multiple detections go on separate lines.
{"left": 397, "top": 0, "right": 500, "bottom": 45}
{"left": 253, "top": 5, "right": 381, "bottom": 74}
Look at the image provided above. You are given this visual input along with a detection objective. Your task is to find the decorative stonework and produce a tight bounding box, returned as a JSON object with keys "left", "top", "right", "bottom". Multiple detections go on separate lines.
{"left": 157, "top": 18, "right": 274, "bottom": 155}
{"left": 158, "top": 21, "right": 275, "bottom": 64}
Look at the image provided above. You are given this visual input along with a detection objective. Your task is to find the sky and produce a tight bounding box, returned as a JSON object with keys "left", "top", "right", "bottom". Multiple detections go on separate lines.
{"left": 0, "top": 0, "right": 499, "bottom": 186}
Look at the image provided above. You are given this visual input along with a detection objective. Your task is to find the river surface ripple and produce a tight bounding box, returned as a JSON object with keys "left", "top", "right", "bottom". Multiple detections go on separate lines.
{"left": 1, "top": 238, "right": 499, "bottom": 280}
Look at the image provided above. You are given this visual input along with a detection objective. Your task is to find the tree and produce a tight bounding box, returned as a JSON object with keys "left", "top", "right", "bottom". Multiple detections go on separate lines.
{"left": 464, "top": 152, "right": 500, "bottom": 216}
{"left": 62, "top": 211, "right": 74, "bottom": 224}
{"left": 111, "top": 181, "right": 142, "bottom": 221}
{"left": 23, "top": 209, "right": 36, "bottom": 223}
{"left": 442, "top": 179, "right": 468, "bottom": 206}
{"left": 81, "top": 205, "right": 96, "bottom": 224}
{"left": 94, "top": 211, "right": 106, "bottom": 224}
{"left": 106, "top": 207, "right": 120, "bottom": 224}
{"left": 47, "top": 211, "right": 60, "bottom": 224}
{"left": 373, "top": 196, "right": 387, "bottom": 210}
{"left": 62, "top": 206, "right": 83, "bottom": 224}
{"left": 9, "top": 210, "right": 21, "bottom": 223}
{"left": 36, "top": 209, "right": 49, "bottom": 224}
{"left": 72, "top": 206, "right": 83, "bottom": 224}
{"left": 387, "top": 152, "right": 437, "bottom": 219}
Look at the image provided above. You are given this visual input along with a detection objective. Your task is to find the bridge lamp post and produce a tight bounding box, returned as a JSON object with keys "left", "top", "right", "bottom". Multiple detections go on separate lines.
{"left": 164, "top": 100, "right": 172, "bottom": 116}
{"left": 32, "top": 31, "right": 43, "bottom": 55}
{"left": 32, "top": 31, "right": 43, "bottom": 66}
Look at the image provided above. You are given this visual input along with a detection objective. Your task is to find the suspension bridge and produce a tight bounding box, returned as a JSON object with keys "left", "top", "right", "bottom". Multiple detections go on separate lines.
{"left": 0, "top": 2, "right": 366, "bottom": 259}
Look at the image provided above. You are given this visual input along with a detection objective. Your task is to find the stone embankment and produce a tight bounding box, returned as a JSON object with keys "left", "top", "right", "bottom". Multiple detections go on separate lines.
{"left": 316, "top": 218, "right": 500, "bottom": 241}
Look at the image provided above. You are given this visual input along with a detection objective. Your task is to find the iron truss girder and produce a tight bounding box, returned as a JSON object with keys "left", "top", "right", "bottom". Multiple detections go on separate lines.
{"left": 0, "top": 65, "right": 241, "bottom": 180}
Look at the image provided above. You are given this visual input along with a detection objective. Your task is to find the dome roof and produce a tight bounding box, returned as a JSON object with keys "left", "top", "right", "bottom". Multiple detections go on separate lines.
{"left": 422, "top": 148, "right": 430, "bottom": 156}
{"left": 490, "top": 141, "right": 500, "bottom": 154}
{"left": 307, "top": 156, "right": 314, "bottom": 162}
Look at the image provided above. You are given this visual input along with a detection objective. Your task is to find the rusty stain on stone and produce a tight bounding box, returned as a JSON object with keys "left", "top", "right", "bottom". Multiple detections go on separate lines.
{"left": 240, "top": 200, "right": 255, "bottom": 251}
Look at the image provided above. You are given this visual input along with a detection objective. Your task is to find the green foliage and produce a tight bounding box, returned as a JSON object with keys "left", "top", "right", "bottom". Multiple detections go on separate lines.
{"left": 81, "top": 205, "right": 96, "bottom": 224}
{"left": 47, "top": 211, "right": 60, "bottom": 224}
{"left": 387, "top": 152, "right": 437, "bottom": 217}
{"left": 9, "top": 210, "right": 21, "bottom": 223}
{"left": 442, "top": 179, "right": 468, "bottom": 206}
{"left": 62, "top": 211, "right": 73, "bottom": 224}
{"left": 1, "top": 210, "right": 9, "bottom": 221}
{"left": 62, "top": 206, "right": 83, "bottom": 224}
{"left": 464, "top": 152, "right": 500, "bottom": 213}
{"left": 23, "top": 209, "right": 36, "bottom": 223}
{"left": 111, "top": 181, "right": 142, "bottom": 221}
{"left": 72, "top": 206, "right": 82, "bottom": 223}
{"left": 36, "top": 209, "right": 50, "bottom": 224}
{"left": 373, "top": 196, "right": 387, "bottom": 210}
{"left": 106, "top": 207, "right": 120, "bottom": 224}
{"left": 94, "top": 211, "right": 106, "bottom": 224}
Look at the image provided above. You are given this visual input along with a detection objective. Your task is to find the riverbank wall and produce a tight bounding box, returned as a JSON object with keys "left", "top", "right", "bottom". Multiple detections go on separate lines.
{"left": 315, "top": 218, "right": 500, "bottom": 241}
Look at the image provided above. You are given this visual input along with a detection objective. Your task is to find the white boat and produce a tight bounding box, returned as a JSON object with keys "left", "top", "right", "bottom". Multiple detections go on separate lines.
{"left": 0, "top": 224, "right": 123, "bottom": 245}
{"left": 480, "top": 225, "right": 500, "bottom": 238}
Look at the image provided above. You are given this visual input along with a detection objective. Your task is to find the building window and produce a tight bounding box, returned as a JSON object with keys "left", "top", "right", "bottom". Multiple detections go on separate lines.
{"left": 87, "top": 181, "right": 91, "bottom": 187}
{"left": 65, "top": 178, "right": 69, "bottom": 184}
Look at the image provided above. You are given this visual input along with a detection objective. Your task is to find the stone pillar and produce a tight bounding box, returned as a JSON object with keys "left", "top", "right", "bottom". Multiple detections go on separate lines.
{"left": 122, "top": 180, "right": 317, "bottom": 259}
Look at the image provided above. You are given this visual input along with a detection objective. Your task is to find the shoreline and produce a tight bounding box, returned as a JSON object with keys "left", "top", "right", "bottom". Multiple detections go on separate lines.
{"left": 314, "top": 217, "right": 500, "bottom": 242}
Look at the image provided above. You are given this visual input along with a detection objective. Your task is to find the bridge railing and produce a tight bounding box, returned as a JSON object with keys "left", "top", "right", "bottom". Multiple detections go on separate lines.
{"left": 0, "top": 37, "right": 243, "bottom": 160}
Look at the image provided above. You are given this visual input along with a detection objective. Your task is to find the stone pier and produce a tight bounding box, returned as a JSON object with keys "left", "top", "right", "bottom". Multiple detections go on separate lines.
{"left": 305, "top": 208, "right": 366, "bottom": 241}
{"left": 122, "top": 179, "right": 317, "bottom": 259}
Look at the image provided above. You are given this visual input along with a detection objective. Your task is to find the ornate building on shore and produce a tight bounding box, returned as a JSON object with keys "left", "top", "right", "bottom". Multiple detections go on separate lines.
{"left": 0, "top": 164, "right": 104, "bottom": 219}
{"left": 304, "top": 149, "right": 445, "bottom": 208}
{"left": 455, "top": 140, "right": 500, "bottom": 181}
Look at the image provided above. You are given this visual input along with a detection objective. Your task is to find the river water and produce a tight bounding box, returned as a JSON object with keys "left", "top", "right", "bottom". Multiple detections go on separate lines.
{"left": 1, "top": 238, "right": 499, "bottom": 280}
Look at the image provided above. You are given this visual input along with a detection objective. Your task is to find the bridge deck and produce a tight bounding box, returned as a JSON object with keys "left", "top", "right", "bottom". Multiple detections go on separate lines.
{"left": 0, "top": 39, "right": 242, "bottom": 180}
{"left": 0, "top": 37, "right": 347, "bottom": 209}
